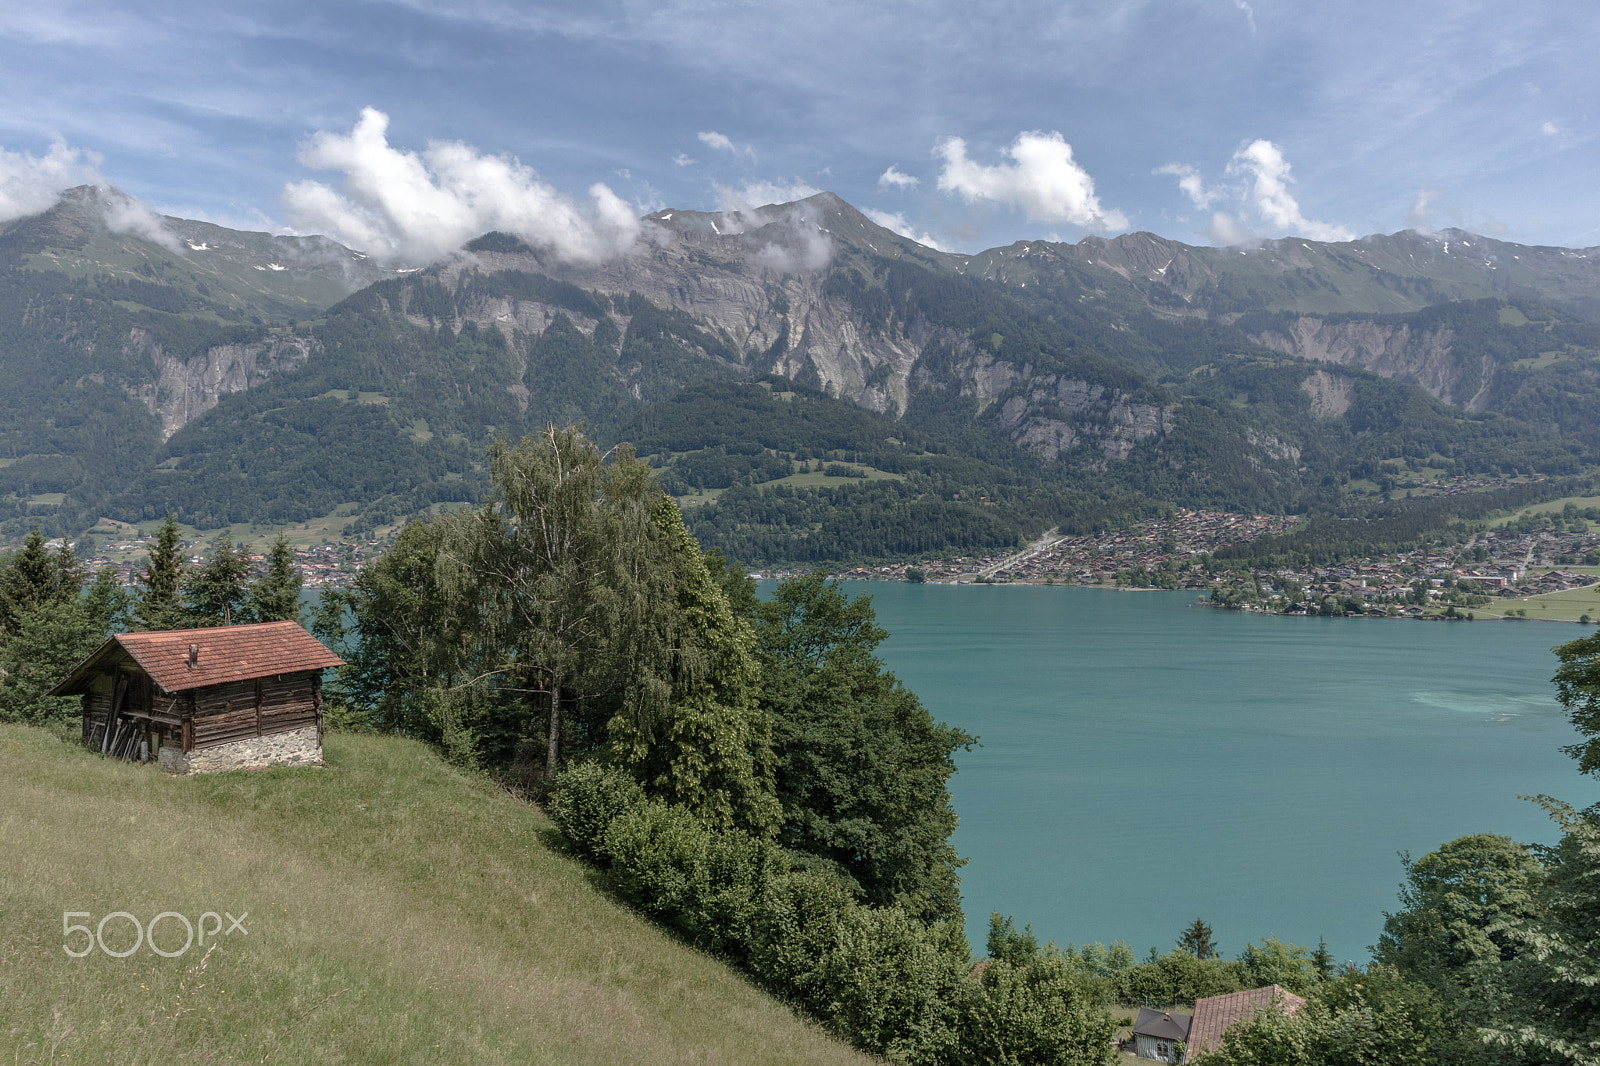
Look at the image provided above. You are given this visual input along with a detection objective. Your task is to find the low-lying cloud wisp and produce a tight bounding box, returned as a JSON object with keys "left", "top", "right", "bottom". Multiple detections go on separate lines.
{"left": 0, "top": 140, "right": 102, "bottom": 222}
{"left": 935, "top": 131, "right": 1128, "bottom": 232}
{"left": 862, "top": 207, "right": 948, "bottom": 251}
{"left": 281, "top": 108, "right": 642, "bottom": 264}
{"left": 711, "top": 181, "right": 831, "bottom": 271}
{"left": 0, "top": 140, "right": 183, "bottom": 250}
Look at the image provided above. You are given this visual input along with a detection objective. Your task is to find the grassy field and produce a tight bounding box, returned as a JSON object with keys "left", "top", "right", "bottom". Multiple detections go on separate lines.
{"left": 1487, "top": 494, "right": 1600, "bottom": 528}
{"left": 0, "top": 725, "right": 869, "bottom": 1065}
{"left": 672, "top": 462, "right": 904, "bottom": 509}
{"left": 1494, "top": 582, "right": 1600, "bottom": 623}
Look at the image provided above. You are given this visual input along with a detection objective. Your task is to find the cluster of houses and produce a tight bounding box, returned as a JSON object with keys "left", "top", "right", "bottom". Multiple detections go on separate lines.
{"left": 797, "top": 507, "right": 1600, "bottom": 620}
{"left": 86, "top": 538, "right": 373, "bottom": 590}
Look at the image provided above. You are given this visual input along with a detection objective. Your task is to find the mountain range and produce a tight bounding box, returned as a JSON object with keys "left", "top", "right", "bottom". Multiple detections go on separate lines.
{"left": 4, "top": 186, "right": 1599, "bottom": 563}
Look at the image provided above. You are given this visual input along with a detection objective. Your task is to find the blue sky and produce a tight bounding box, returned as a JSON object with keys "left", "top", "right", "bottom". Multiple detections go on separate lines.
{"left": 1, "top": 0, "right": 1596, "bottom": 260}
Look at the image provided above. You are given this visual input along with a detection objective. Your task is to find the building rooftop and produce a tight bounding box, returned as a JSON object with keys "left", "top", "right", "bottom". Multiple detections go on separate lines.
{"left": 50, "top": 621, "right": 344, "bottom": 696}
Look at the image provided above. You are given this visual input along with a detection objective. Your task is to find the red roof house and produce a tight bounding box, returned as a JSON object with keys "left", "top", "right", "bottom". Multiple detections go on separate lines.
{"left": 50, "top": 621, "right": 344, "bottom": 774}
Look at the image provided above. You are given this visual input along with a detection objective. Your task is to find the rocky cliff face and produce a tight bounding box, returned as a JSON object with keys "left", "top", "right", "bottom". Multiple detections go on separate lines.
{"left": 1250, "top": 317, "right": 1491, "bottom": 409}
{"left": 122, "top": 329, "right": 320, "bottom": 440}
{"left": 950, "top": 354, "right": 1173, "bottom": 462}
{"left": 434, "top": 195, "right": 1181, "bottom": 468}
{"left": 450, "top": 197, "right": 938, "bottom": 418}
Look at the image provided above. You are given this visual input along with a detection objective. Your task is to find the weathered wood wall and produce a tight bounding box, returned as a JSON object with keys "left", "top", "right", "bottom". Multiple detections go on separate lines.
{"left": 190, "top": 674, "right": 319, "bottom": 749}
{"left": 82, "top": 668, "right": 323, "bottom": 754}
{"left": 82, "top": 692, "right": 113, "bottom": 748}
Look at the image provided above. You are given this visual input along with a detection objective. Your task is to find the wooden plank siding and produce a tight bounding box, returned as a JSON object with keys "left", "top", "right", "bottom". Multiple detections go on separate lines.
{"left": 82, "top": 692, "right": 113, "bottom": 748}
{"left": 189, "top": 674, "right": 319, "bottom": 750}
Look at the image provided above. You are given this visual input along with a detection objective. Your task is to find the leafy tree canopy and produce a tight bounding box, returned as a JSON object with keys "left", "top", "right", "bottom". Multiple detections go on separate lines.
{"left": 1553, "top": 629, "right": 1600, "bottom": 776}
{"left": 752, "top": 571, "right": 975, "bottom": 922}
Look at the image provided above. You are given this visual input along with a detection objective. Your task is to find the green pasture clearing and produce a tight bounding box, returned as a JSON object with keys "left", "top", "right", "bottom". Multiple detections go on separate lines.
{"left": 767, "top": 465, "right": 905, "bottom": 490}
{"left": 26, "top": 493, "right": 66, "bottom": 507}
{"left": 1512, "top": 350, "right": 1568, "bottom": 370}
{"left": 0, "top": 725, "right": 869, "bottom": 1066}
{"left": 1488, "top": 494, "right": 1600, "bottom": 528}
{"left": 314, "top": 389, "right": 392, "bottom": 405}
{"left": 1495, "top": 581, "right": 1600, "bottom": 623}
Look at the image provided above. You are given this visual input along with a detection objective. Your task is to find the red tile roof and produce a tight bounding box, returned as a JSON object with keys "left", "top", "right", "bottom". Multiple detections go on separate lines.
{"left": 1187, "top": 985, "right": 1306, "bottom": 1056}
{"left": 51, "top": 621, "right": 344, "bottom": 696}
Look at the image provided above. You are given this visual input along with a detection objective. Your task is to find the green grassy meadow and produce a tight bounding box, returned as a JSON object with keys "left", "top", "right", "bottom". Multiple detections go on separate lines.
{"left": 1495, "top": 581, "right": 1600, "bottom": 622}
{"left": 0, "top": 725, "right": 870, "bottom": 1065}
{"left": 1487, "top": 493, "right": 1600, "bottom": 527}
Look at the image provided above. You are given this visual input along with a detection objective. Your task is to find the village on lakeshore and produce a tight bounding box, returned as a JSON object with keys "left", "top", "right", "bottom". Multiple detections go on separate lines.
{"left": 781, "top": 493, "right": 1600, "bottom": 623}
{"left": 20, "top": 477, "right": 1600, "bottom": 625}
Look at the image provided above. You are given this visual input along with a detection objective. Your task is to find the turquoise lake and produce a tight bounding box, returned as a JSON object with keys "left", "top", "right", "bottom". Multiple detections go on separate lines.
{"left": 823, "top": 582, "right": 1600, "bottom": 966}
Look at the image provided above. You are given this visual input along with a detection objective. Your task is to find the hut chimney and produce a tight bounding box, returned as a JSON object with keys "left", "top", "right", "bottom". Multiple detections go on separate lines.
{"left": 188, "top": 643, "right": 199, "bottom": 669}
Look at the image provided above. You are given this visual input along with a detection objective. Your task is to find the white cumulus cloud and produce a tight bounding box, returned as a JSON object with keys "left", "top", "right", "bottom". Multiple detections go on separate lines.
{"left": 862, "top": 208, "right": 948, "bottom": 251}
{"left": 1225, "top": 139, "right": 1353, "bottom": 242}
{"left": 0, "top": 140, "right": 102, "bottom": 222}
{"left": 1162, "top": 140, "right": 1353, "bottom": 245}
{"left": 878, "top": 165, "right": 919, "bottom": 189}
{"left": 1541, "top": 120, "right": 1559, "bottom": 135}
{"left": 934, "top": 131, "right": 1127, "bottom": 232}
{"left": 281, "top": 107, "right": 643, "bottom": 264}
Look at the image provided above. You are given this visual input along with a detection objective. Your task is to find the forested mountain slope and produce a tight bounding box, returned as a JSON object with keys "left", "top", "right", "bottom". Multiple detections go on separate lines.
{"left": 4, "top": 188, "right": 1600, "bottom": 562}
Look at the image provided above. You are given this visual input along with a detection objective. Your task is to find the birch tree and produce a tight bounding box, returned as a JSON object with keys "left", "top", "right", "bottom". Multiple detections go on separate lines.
{"left": 439, "top": 425, "right": 628, "bottom": 779}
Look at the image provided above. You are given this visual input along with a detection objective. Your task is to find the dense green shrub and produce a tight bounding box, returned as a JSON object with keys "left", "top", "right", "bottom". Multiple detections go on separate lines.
{"left": 550, "top": 769, "right": 1114, "bottom": 1065}
{"left": 549, "top": 762, "right": 646, "bottom": 859}
{"left": 749, "top": 871, "right": 971, "bottom": 1063}
{"left": 601, "top": 800, "right": 786, "bottom": 959}
{"left": 1111, "top": 949, "right": 1244, "bottom": 1005}
{"left": 964, "top": 954, "right": 1115, "bottom": 1066}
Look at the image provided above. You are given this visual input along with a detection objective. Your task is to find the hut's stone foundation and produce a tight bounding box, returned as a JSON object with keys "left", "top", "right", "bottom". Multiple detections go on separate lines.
{"left": 158, "top": 726, "right": 322, "bottom": 775}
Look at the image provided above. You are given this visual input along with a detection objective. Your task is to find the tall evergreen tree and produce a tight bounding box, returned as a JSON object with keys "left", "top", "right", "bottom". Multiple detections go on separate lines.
{"left": 184, "top": 533, "right": 253, "bottom": 626}
{"left": 605, "top": 498, "right": 780, "bottom": 836}
{"left": 1179, "top": 918, "right": 1218, "bottom": 960}
{"left": 249, "top": 534, "right": 302, "bottom": 624}
{"left": 136, "top": 515, "right": 187, "bottom": 631}
{"left": 83, "top": 564, "right": 132, "bottom": 638}
{"left": 0, "top": 545, "right": 107, "bottom": 725}
{"left": 1553, "top": 628, "right": 1600, "bottom": 776}
{"left": 0, "top": 529, "right": 81, "bottom": 638}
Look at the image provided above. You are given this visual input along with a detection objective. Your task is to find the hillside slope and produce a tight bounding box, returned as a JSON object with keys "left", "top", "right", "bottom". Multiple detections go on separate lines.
{"left": 0, "top": 725, "right": 870, "bottom": 1065}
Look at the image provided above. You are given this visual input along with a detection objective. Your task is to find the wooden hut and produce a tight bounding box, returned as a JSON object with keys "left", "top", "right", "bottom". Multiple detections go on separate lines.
{"left": 49, "top": 621, "right": 344, "bottom": 775}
